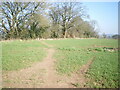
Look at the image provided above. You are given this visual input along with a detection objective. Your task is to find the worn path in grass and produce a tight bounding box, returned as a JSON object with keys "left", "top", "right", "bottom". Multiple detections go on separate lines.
{"left": 3, "top": 41, "right": 94, "bottom": 88}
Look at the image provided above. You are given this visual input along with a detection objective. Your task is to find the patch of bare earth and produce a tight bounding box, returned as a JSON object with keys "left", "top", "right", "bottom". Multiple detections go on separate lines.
{"left": 59, "top": 58, "right": 94, "bottom": 88}
{"left": 2, "top": 42, "right": 94, "bottom": 88}
{"left": 68, "top": 57, "right": 95, "bottom": 88}
{"left": 3, "top": 48, "right": 61, "bottom": 88}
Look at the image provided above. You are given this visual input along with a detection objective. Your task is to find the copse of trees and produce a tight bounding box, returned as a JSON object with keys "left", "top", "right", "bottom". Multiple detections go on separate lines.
{"left": 112, "top": 34, "right": 120, "bottom": 39}
{"left": 0, "top": 2, "right": 99, "bottom": 40}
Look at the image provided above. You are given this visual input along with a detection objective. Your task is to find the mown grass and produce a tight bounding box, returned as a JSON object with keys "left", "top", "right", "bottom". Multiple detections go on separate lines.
{"left": 45, "top": 38, "right": 118, "bottom": 88}
{"left": 2, "top": 40, "right": 47, "bottom": 71}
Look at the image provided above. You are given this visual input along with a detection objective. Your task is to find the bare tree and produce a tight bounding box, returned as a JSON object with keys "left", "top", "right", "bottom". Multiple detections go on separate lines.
{"left": 49, "top": 2, "right": 86, "bottom": 38}
{"left": 1, "top": 2, "right": 45, "bottom": 39}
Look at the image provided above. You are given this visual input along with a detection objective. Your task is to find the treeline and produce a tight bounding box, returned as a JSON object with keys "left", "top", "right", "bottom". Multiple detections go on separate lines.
{"left": 0, "top": 2, "right": 99, "bottom": 40}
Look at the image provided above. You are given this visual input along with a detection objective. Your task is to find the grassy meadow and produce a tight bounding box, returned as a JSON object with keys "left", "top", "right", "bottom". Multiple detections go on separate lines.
{"left": 44, "top": 39, "right": 118, "bottom": 88}
{"left": 2, "top": 40, "right": 47, "bottom": 71}
{"left": 1, "top": 38, "right": 118, "bottom": 88}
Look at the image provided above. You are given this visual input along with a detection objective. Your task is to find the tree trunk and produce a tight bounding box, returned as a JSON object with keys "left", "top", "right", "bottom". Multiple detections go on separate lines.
{"left": 63, "top": 30, "right": 67, "bottom": 38}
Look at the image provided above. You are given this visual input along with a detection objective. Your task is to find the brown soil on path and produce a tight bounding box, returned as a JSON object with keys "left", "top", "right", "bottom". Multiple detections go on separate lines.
{"left": 54, "top": 57, "right": 95, "bottom": 88}
{"left": 3, "top": 48, "right": 67, "bottom": 88}
{"left": 68, "top": 57, "right": 95, "bottom": 88}
{"left": 2, "top": 42, "right": 94, "bottom": 88}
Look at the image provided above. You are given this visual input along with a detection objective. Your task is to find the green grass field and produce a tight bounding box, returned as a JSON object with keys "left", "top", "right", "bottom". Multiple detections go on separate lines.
{"left": 45, "top": 39, "right": 118, "bottom": 88}
{"left": 85, "top": 52, "right": 118, "bottom": 88}
{"left": 44, "top": 39, "right": 118, "bottom": 48}
{"left": 1, "top": 39, "right": 118, "bottom": 88}
{"left": 2, "top": 40, "right": 47, "bottom": 71}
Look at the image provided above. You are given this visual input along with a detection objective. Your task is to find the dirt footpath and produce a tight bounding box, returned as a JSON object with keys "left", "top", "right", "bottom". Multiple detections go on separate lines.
{"left": 2, "top": 42, "right": 94, "bottom": 88}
